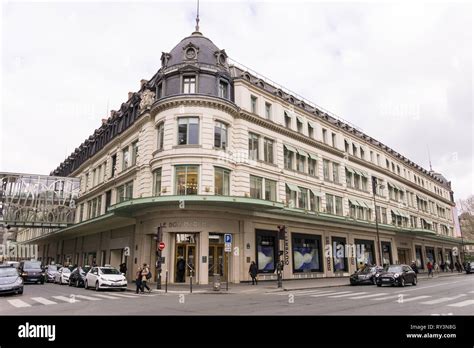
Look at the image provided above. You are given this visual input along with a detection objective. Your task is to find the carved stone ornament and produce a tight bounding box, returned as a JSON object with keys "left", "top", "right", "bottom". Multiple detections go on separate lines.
{"left": 139, "top": 89, "right": 156, "bottom": 111}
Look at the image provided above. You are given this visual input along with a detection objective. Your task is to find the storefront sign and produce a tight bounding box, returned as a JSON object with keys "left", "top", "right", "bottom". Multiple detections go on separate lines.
{"left": 159, "top": 220, "right": 208, "bottom": 230}
{"left": 325, "top": 237, "right": 331, "bottom": 270}
{"left": 284, "top": 229, "right": 289, "bottom": 266}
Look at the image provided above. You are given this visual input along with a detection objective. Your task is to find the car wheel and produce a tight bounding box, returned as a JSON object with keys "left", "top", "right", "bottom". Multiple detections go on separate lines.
{"left": 95, "top": 281, "right": 100, "bottom": 291}
{"left": 84, "top": 280, "right": 88, "bottom": 289}
{"left": 120, "top": 288, "right": 126, "bottom": 292}
{"left": 377, "top": 283, "right": 382, "bottom": 287}
{"left": 400, "top": 277, "right": 405, "bottom": 287}
{"left": 40, "top": 280, "right": 44, "bottom": 285}
{"left": 412, "top": 277, "right": 417, "bottom": 286}
{"left": 18, "top": 288, "right": 23, "bottom": 295}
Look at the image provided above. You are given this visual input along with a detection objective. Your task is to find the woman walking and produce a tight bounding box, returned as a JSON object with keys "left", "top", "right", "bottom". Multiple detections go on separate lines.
{"left": 135, "top": 266, "right": 144, "bottom": 294}
{"left": 248, "top": 261, "right": 258, "bottom": 285}
{"left": 141, "top": 263, "right": 151, "bottom": 293}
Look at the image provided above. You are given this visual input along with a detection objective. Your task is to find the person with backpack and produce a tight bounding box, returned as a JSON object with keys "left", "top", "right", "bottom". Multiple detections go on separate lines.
{"left": 135, "top": 266, "right": 144, "bottom": 294}
{"left": 141, "top": 263, "right": 151, "bottom": 293}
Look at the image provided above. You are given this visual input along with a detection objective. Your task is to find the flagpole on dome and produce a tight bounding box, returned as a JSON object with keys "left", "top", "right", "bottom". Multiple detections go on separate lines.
{"left": 193, "top": 0, "right": 202, "bottom": 35}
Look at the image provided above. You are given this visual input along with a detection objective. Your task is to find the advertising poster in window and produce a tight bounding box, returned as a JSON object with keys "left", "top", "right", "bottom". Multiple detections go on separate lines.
{"left": 292, "top": 234, "right": 322, "bottom": 272}
{"left": 355, "top": 239, "right": 375, "bottom": 268}
{"left": 256, "top": 230, "right": 276, "bottom": 273}
{"left": 332, "top": 237, "right": 348, "bottom": 272}
{"left": 415, "top": 246, "right": 424, "bottom": 269}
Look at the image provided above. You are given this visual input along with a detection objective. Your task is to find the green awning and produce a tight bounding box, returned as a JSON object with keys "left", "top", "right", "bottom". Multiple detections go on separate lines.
{"left": 360, "top": 201, "right": 371, "bottom": 209}
{"left": 296, "top": 115, "right": 304, "bottom": 123}
{"left": 423, "top": 218, "right": 432, "bottom": 225}
{"left": 416, "top": 194, "right": 427, "bottom": 202}
{"left": 348, "top": 199, "right": 357, "bottom": 207}
{"left": 391, "top": 209, "right": 400, "bottom": 217}
{"left": 346, "top": 167, "right": 355, "bottom": 174}
{"left": 310, "top": 188, "right": 323, "bottom": 197}
{"left": 286, "top": 183, "right": 301, "bottom": 193}
{"left": 359, "top": 170, "right": 369, "bottom": 178}
{"left": 308, "top": 121, "right": 315, "bottom": 128}
{"left": 284, "top": 144, "right": 297, "bottom": 153}
{"left": 309, "top": 153, "right": 318, "bottom": 160}
{"left": 297, "top": 148, "right": 308, "bottom": 157}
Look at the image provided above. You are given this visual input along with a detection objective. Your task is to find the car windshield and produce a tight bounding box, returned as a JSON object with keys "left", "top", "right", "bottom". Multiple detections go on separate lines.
{"left": 61, "top": 268, "right": 71, "bottom": 273}
{"left": 359, "top": 267, "right": 373, "bottom": 274}
{"left": 0, "top": 268, "right": 19, "bottom": 277}
{"left": 386, "top": 265, "right": 403, "bottom": 273}
{"left": 48, "top": 266, "right": 58, "bottom": 271}
{"left": 100, "top": 268, "right": 120, "bottom": 275}
{"left": 24, "top": 261, "right": 42, "bottom": 269}
{"left": 81, "top": 267, "right": 91, "bottom": 274}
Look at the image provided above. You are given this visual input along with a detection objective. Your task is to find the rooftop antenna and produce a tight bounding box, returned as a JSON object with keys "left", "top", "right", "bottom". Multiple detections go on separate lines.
{"left": 195, "top": 0, "right": 200, "bottom": 33}
{"left": 427, "top": 145, "right": 433, "bottom": 171}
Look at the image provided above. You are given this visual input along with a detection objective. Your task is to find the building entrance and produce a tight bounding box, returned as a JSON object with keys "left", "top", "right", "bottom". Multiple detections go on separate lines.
{"left": 208, "top": 234, "right": 227, "bottom": 283}
{"left": 397, "top": 248, "right": 410, "bottom": 265}
{"left": 175, "top": 234, "right": 197, "bottom": 283}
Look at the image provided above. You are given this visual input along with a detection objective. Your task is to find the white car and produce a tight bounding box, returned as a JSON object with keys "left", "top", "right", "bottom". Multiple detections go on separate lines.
{"left": 84, "top": 266, "right": 127, "bottom": 291}
{"left": 54, "top": 267, "right": 72, "bottom": 285}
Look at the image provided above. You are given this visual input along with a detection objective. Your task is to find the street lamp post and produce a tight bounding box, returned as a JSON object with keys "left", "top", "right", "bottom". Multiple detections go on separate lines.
{"left": 372, "top": 177, "right": 384, "bottom": 267}
{"left": 277, "top": 225, "right": 286, "bottom": 288}
{"left": 155, "top": 226, "right": 163, "bottom": 290}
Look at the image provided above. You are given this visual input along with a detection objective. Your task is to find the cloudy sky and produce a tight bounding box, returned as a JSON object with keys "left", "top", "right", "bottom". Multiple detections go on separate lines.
{"left": 1, "top": 0, "right": 472, "bottom": 201}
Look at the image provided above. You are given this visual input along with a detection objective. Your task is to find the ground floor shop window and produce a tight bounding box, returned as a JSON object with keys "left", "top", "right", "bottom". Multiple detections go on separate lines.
{"left": 415, "top": 245, "right": 424, "bottom": 269}
{"left": 292, "top": 233, "right": 323, "bottom": 272}
{"left": 425, "top": 247, "right": 435, "bottom": 264}
{"left": 332, "top": 237, "right": 348, "bottom": 272}
{"left": 355, "top": 239, "right": 375, "bottom": 267}
{"left": 256, "top": 230, "right": 277, "bottom": 273}
{"left": 381, "top": 242, "right": 392, "bottom": 267}
{"left": 445, "top": 249, "right": 453, "bottom": 266}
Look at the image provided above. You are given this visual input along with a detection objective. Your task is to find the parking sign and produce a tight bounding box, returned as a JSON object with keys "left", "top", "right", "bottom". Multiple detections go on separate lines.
{"left": 224, "top": 234, "right": 232, "bottom": 252}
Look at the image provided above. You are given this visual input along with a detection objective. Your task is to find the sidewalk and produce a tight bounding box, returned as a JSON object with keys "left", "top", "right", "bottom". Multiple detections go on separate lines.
{"left": 126, "top": 271, "right": 465, "bottom": 294}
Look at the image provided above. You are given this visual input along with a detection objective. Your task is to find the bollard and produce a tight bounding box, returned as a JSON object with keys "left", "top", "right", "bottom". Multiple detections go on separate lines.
{"left": 190, "top": 270, "right": 193, "bottom": 294}
{"left": 165, "top": 270, "right": 168, "bottom": 293}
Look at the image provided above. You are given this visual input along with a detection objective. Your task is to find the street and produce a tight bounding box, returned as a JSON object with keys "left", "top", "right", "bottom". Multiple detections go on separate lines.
{"left": 0, "top": 274, "right": 472, "bottom": 315}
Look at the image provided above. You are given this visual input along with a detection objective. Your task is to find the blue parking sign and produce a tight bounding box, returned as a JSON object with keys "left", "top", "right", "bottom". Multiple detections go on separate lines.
{"left": 224, "top": 234, "right": 232, "bottom": 243}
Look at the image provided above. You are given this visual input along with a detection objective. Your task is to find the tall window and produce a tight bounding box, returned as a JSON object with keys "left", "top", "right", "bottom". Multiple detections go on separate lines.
{"left": 214, "top": 167, "right": 230, "bottom": 196}
{"left": 332, "top": 163, "right": 339, "bottom": 183}
{"left": 323, "top": 160, "right": 330, "bottom": 180}
{"left": 156, "top": 82, "right": 163, "bottom": 99}
{"left": 178, "top": 117, "right": 199, "bottom": 145}
{"left": 331, "top": 133, "right": 336, "bottom": 147}
{"left": 214, "top": 121, "right": 228, "bottom": 149}
{"left": 352, "top": 144, "right": 358, "bottom": 157}
{"left": 111, "top": 155, "right": 117, "bottom": 177}
{"left": 117, "top": 181, "right": 133, "bottom": 203}
{"left": 284, "top": 146, "right": 294, "bottom": 170}
{"left": 298, "top": 187, "right": 308, "bottom": 209}
{"left": 322, "top": 128, "right": 327, "bottom": 143}
{"left": 308, "top": 158, "right": 317, "bottom": 176}
{"left": 248, "top": 133, "right": 259, "bottom": 160}
{"left": 308, "top": 123, "right": 314, "bottom": 138}
{"left": 263, "top": 138, "right": 274, "bottom": 164}
{"left": 310, "top": 190, "right": 320, "bottom": 212}
{"left": 153, "top": 168, "right": 162, "bottom": 196}
{"left": 360, "top": 147, "right": 365, "bottom": 160}
{"left": 284, "top": 112, "right": 291, "bottom": 128}
{"left": 345, "top": 140, "right": 349, "bottom": 152}
{"left": 157, "top": 123, "right": 164, "bottom": 150}
{"left": 376, "top": 154, "right": 381, "bottom": 166}
{"left": 131, "top": 141, "right": 138, "bottom": 166}
{"left": 296, "top": 118, "right": 303, "bottom": 133}
{"left": 326, "top": 193, "right": 334, "bottom": 214}
{"left": 264, "top": 179, "right": 277, "bottom": 201}
{"left": 183, "top": 76, "right": 196, "bottom": 93}
{"left": 122, "top": 147, "right": 130, "bottom": 170}
{"left": 175, "top": 165, "right": 199, "bottom": 195}
{"left": 250, "top": 175, "right": 263, "bottom": 199}
{"left": 335, "top": 196, "right": 343, "bottom": 216}
{"left": 251, "top": 95, "right": 258, "bottom": 114}
{"left": 265, "top": 102, "right": 272, "bottom": 119}
{"left": 218, "top": 80, "right": 228, "bottom": 99}
{"left": 297, "top": 154, "right": 305, "bottom": 173}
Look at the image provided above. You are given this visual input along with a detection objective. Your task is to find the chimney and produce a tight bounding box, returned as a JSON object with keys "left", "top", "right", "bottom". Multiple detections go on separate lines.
{"left": 110, "top": 110, "right": 117, "bottom": 117}
{"left": 128, "top": 92, "right": 134, "bottom": 100}
{"left": 140, "top": 79, "right": 148, "bottom": 88}
{"left": 102, "top": 118, "right": 108, "bottom": 125}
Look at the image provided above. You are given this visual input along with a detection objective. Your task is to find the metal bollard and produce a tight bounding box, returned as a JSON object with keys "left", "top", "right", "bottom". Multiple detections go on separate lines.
{"left": 165, "top": 270, "right": 168, "bottom": 293}
{"left": 213, "top": 274, "right": 221, "bottom": 291}
{"left": 190, "top": 270, "right": 193, "bottom": 294}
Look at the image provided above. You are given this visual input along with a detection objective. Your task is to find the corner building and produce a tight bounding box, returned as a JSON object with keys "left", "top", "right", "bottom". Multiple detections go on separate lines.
{"left": 18, "top": 28, "right": 461, "bottom": 284}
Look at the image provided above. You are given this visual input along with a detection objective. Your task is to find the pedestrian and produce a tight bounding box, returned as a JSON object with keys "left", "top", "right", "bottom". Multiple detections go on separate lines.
{"left": 120, "top": 262, "right": 127, "bottom": 275}
{"left": 177, "top": 257, "right": 186, "bottom": 283}
{"left": 427, "top": 261, "right": 433, "bottom": 278}
{"left": 440, "top": 261, "right": 445, "bottom": 272}
{"left": 141, "top": 263, "right": 151, "bottom": 293}
{"left": 434, "top": 262, "right": 439, "bottom": 274}
{"left": 135, "top": 266, "right": 144, "bottom": 294}
{"left": 410, "top": 261, "right": 419, "bottom": 274}
{"left": 248, "top": 261, "right": 258, "bottom": 285}
{"left": 449, "top": 262, "right": 454, "bottom": 273}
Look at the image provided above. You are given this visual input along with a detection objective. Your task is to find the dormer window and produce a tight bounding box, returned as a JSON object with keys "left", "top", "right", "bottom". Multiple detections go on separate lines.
{"left": 219, "top": 80, "right": 229, "bottom": 99}
{"left": 215, "top": 49, "right": 228, "bottom": 66}
{"left": 183, "top": 76, "right": 196, "bottom": 94}
{"left": 183, "top": 42, "right": 199, "bottom": 61}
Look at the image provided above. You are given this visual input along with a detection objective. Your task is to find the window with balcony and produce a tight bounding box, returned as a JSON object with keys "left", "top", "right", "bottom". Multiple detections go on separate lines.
{"left": 214, "top": 121, "right": 228, "bottom": 149}
{"left": 175, "top": 165, "right": 199, "bottom": 195}
{"left": 214, "top": 167, "right": 230, "bottom": 196}
{"left": 178, "top": 117, "right": 199, "bottom": 145}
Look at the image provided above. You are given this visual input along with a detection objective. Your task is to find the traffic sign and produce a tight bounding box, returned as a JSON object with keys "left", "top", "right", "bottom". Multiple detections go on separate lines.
{"left": 224, "top": 234, "right": 232, "bottom": 252}
{"left": 158, "top": 242, "right": 165, "bottom": 251}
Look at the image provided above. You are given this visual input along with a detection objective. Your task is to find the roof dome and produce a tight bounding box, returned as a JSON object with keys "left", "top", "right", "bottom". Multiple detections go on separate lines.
{"left": 161, "top": 31, "right": 228, "bottom": 68}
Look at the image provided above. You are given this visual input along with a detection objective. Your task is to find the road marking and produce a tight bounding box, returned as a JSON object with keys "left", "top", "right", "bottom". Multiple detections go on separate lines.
{"left": 447, "top": 300, "right": 474, "bottom": 308}
{"left": 74, "top": 295, "right": 102, "bottom": 301}
{"left": 310, "top": 291, "right": 352, "bottom": 298}
{"left": 421, "top": 295, "right": 466, "bottom": 305}
{"left": 52, "top": 296, "right": 81, "bottom": 303}
{"left": 273, "top": 290, "right": 332, "bottom": 296}
{"left": 31, "top": 297, "right": 57, "bottom": 305}
{"left": 372, "top": 295, "right": 405, "bottom": 301}
{"left": 469, "top": 290, "right": 474, "bottom": 294}
{"left": 396, "top": 295, "right": 431, "bottom": 303}
{"left": 7, "top": 299, "right": 31, "bottom": 308}
{"left": 348, "top": 293, "right": 388, "bottom": 299}
{"left": 109, "top": 293, "right": 141, "bottom": 298}
{"left": 328, "top": 292, "right": 367, "bottom": 298}
{"left": 92, "top": 294, "right": 120, "bottom": 299}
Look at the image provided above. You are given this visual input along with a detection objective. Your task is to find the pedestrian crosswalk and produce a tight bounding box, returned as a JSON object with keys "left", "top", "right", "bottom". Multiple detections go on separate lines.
{"left": 266, "top": 289, "right": 474, "bottom": 307}
{"left": 4, "top": 292, "right": 159, "bottom": 309}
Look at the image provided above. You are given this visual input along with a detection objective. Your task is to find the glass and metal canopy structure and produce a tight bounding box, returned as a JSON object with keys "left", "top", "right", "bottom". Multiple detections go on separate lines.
{"left": 0, "top": 172, "right": 80, "bottom": 228}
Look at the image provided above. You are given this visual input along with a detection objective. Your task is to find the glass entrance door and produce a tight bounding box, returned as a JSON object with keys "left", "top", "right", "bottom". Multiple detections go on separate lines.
{"left": 175, "top": 233, "right": 197, "bottom": 283}
{"left": 208, "top": 244, "right": 226, "bottom": 281}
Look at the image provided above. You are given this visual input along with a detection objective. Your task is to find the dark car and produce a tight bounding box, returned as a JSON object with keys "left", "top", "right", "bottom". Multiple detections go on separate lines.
{"left": 45, "top": 265, "right": 60, "bottom": 283}
{"left": 465, "top": 262, "right": 474, "bottom": 274}
{"left": 376, "top": 264, "right": 417, "bottom": 287}
{"left": 350, "top": 266, "right": 384, "bottom": 285}
{"left": 0, "top": 265, "right": 24, "bottom": 295}
{"left": 69, "top": 266, "right": 91, "bottom": 287}
{"left": 19, "top": 260, "right": 45, "bottom": 284}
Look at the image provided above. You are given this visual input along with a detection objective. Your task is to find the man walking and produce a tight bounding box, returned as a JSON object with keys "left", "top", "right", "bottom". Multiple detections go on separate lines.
{"left": 248, "top": 261, "right": 258, "bottom": 285}
{"left": 141, "top": 263, "right": 151, "bottom": 293}
{"left": 135, "top": 266, "right": 144, "bottom": 294}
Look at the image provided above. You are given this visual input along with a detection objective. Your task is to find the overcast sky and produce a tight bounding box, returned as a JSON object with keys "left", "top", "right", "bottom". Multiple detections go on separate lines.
{"left": 1, "top": 0, "right": 472, "bottom": 201}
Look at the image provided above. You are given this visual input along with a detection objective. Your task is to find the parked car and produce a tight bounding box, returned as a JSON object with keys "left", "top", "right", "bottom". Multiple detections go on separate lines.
{"left": 350, "top": 265, "right": 384, "bottom": 285}
{"left": 84, "top": 266, "right": 127, "bottom": 291}
{"left": 69, "top": 266, "right": 91, "bottom": 287}
{"left": 376, "top": 264, "right": 417, "bottom": 287}
{"left": 54, "top": 267, "right": 73, "bottom": 285}
{"left": 45, "top": 265, "right": 60, "bottom": 283}
{"left": 5, "top": 261, "right": 20, "bottom": 270}
{"left": 19, "top": 260, "right": 45, "bottom": 284}
{"left": 0, "top": 265, "right": 23, "bottom": 295}
{"left": 465, "top": 262, "right": 474, "bottom": 274}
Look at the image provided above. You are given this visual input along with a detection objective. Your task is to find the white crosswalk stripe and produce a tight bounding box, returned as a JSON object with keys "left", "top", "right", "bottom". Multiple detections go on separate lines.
{"left": 372, "top": 295, "right": 404, "bottom": 301}
{"left": 348, "top": 293, "right": 388, "bottom": 299}
{"left": 397, "top": 295, "right": 431, "bottom": 303}
{"left": 74, "top": 295, "right": 102, "bottom": 301}
{"left": 310, "top": 291, "right": 352, "bottom": 298}
{"left": 31, "top": 297, "right": 57, "bottom": 305}
{"left": 108, "top": 293, "right": 141, "bottom": 298}
{"left": 421, "top": 295, "right": 466, "bottom": 305}
{"left": 52, "top": 296, "right": 80, "bottom": 303}
{"left": 92, "top": 294, "right": 120, "bottom": 299}
{"left": 328, "top": 292, "right": 367, "bottom": 298}
{"left": 447, "top": 300, "right": 474, "bottom": 308}
{"left": 7, "top": 299, "right": 31, "bottom": 308}
{"left": 272, "top": 290, "right": 333, "bottom": 296}
{"left": 468, "top": 291, "right": 474, "bottom": 294}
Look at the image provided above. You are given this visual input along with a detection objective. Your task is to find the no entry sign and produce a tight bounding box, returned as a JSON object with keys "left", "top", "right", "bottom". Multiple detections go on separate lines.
{"left": 158, "top": 242, "right": 165, "bottom": 251}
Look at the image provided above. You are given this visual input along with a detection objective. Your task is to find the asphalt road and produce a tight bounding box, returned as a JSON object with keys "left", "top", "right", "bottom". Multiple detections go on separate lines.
{"left": 0, "top": 274, "right": 472, "bottom": 315}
